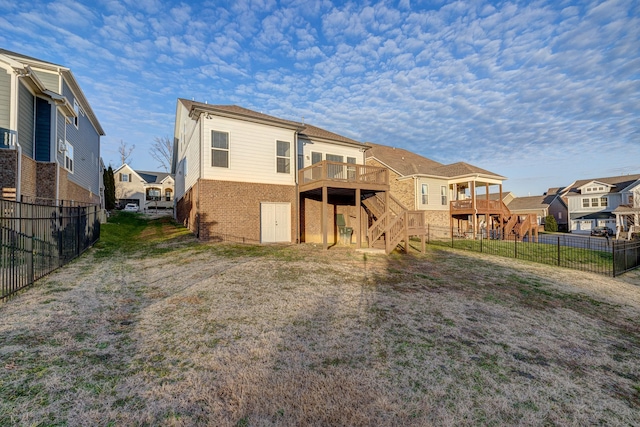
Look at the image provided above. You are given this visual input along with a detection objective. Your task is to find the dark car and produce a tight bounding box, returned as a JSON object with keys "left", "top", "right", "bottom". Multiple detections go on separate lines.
{"left": 591, "top": 226, "right": 613, "bottom": 237}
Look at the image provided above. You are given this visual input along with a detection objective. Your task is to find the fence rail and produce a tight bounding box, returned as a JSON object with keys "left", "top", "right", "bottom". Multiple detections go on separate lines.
{"left": 1, "top": 198, "right": 100, "bottom": 301}
{"left": 422, "top": 225, "right": 639, "bottom": 276}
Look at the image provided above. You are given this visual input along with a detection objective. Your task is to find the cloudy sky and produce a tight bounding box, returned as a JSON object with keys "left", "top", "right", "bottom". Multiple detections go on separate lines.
{"left": 1, "top": 0, "right": 638, "bottom": 196}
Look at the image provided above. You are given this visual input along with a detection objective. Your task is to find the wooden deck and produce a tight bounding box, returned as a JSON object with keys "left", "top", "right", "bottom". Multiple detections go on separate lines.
{"left": 298, "top": 161, "right": 389, "bottom": 193}
{"left": 450, "top": 199, "right": 507, "bottom": 216}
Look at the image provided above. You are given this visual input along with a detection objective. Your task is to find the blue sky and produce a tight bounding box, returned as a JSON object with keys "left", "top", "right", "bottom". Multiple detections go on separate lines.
{"left": 1, "top": 0, "right": 638, "bottom": 196}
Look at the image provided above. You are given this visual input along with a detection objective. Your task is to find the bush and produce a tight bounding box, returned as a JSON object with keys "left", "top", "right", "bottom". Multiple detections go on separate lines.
{"left": 544, "top": 215, "right": 558, "bottom": 232}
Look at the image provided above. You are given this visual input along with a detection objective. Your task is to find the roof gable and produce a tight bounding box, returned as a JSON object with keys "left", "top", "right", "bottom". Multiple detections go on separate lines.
{"left": 563, "top": 174, "right": 640, "bottom": 196}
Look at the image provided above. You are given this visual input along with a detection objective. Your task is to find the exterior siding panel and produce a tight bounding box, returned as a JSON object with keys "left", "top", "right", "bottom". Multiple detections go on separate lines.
{"left": 201, "top": 115, "right": 296, "bottom": 186}
{"left": 17, "top": 82, "right": 34, "bottom": 158}
{"left": 0, "top": 67, "right": 10, "bottom": 130}
{"left": 33, "top": 70, "right": 59, "bottom": 92}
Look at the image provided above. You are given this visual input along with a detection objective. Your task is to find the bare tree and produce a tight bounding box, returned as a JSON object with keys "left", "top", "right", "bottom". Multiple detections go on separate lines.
{"left": 150, "top": 136, "right": 173, "bottom": 172}
{"left": 118, "top": 140, "right": 135, "bottom": 165}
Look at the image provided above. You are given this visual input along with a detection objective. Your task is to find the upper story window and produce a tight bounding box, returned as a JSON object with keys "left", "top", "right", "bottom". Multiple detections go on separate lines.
{"left": 64, "top": 142, "right": 74, "bottom": 173}
{"left": 276, "top": 140, "right": 291, "bottom": 174}
{"left": 441, "top": 186, "right": 447, "bottom": 205}
{"left": 73, "top": 100, "right": 80, "bottom": 128}
{"left": 600, "top": 197, "right": 608, "bottom": 207}
{"left": 119, "top": 172, "right": 131, "bottom": 182}
{"left": 311, "top": 152, "right": 322, "bottom": 164}
{"left": 421, "top": 184, "right": 429, "bottom": 205}
{"left": 212, "top": 131, "right": 229, "bottom": 168}
{"left": 582, "top": 198, "right": 589, "bottom": 208}
{"left": 591, "top": 198, "right": 599, "bottom": 207}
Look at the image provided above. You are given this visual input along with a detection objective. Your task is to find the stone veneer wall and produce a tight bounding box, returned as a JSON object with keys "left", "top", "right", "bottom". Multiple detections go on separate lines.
{"left": 0, "top": 150, "right": 18, "bottom": 194}
{"left": 366, "top": 158, "right": 415, "bottom": 210}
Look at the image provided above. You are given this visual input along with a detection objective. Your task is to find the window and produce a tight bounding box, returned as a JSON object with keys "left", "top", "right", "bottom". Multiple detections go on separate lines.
{"left": 421, "top": 184, "right": 429, "bottom": 205}
{"left": 165, "top": 189, "right": 172, "bottom": 201}
{"left": 591, "top": 198, "right": 599, "bottom": 207}
{"left": 276, "top": 140, "right": 290, "bottom": 174}
{"left": 326, "top": 154, "right": 344, "bottom": 178}
{"left": 211, "top": 131, "right": 229, "bottom": 168}
{"left": 628, "top": 194, "right": 634, "bottom": 205}
{"left": 146, "top": 188, "right": 161, "bottom": 201}
{"left": 347, "top": 157, "right": 356, "bottom": 180}
{"left": 311, "top": 152, "right": 322, "bottom": 164}
{"left": 558, "top": 212, "right": 562, "bottom": 219}
{"left": 73, "top": 100, "right": 79, "bottom": 128}
{"left": 441, "top": 186, "right": 447, "bottom": 205}
{"left": 119, "top": 173, "right": 131, "bottom": 182}
{"left": 600, "top": 197, "right": 608, "bottom": 207}
{"left": 582, "top": 198, "right": 589, "bottom": 208}
{"left": 64, "top": 142, "right": 74, "bottom": 173}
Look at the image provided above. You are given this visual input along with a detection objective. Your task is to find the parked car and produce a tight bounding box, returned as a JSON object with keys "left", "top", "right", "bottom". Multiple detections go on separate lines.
{"left": 590, "top": 226, "right": 613, "bottom": 237}
{"left": 123, "top": 203, "right": 139, "bottom": 212}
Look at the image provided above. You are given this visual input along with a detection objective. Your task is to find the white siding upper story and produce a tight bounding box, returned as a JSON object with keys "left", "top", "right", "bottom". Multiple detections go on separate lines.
{"left": 201, "top": 115, "right": 297, "bottom": 186}
{"left": 567, "top": 192, "right": 618, "bottom": 213}
{"left": 415, "top": 177, "right": 450, "bottom": 211}
{"left": 174, "top": 102, "right": 201, "bottom": 200}
{"left": 299, "top": 137, "right": 365, "bottom": 168}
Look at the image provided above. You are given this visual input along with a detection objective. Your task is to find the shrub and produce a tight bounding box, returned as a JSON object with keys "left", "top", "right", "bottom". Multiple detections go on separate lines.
{"left": 544, "top": 215, "right": 558, "bottom": 232}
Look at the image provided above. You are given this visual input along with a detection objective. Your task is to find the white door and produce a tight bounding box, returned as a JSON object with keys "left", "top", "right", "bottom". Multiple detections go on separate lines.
{"left": 261, "top": 202, "right": 291, "bottom": 243}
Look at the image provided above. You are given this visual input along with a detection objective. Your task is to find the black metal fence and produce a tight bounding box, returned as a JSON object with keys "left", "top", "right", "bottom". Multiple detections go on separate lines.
{"left": 613, "top": 240, "right": 640, "bottom": 277}
{"left": 422, "top": 225, "right": 639, "bottom": 277}
{"left": 1, "top": 198, "right": 100, "bottom": 301}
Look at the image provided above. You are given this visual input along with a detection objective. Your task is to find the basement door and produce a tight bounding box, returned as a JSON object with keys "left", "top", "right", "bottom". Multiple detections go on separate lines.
{"left": 260, "top": 202, "right": 291, "bottom": 243}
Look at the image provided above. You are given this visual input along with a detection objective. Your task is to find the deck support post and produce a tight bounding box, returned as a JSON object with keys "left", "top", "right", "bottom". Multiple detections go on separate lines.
{"left": 355, "top": 188, "right": 361, "bottom": 249}
{"left": 322, "top": 185, "right": 328, "bottom": 251}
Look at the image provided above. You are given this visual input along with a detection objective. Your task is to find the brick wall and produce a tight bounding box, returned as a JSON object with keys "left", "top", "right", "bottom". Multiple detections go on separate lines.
{"left": 0, "top": 150, "right": 17, "bottom": 194}
{"left": 20, "top": 155, "right": 37, "bottom": 198}
{"left": 424, "top": 210, "right": 451, "bottom": 229}
{"left": 176, "top": 185, "right": 199, "bottom": 236}
{"left": 180, "top": 179, "right": 297, "bottom": 242}
{"left": 35, "top": 162, "right": 57, "bottom": 200}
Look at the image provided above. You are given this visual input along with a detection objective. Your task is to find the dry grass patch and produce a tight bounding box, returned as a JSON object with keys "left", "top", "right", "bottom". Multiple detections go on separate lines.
{"left": 1, "top": 217, "right": 639, "bottom": 426}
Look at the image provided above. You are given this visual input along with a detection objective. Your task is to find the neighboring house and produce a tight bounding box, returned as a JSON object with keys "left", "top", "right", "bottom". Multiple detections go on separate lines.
{"left": 560, "top": 174, "right": 640, "bottom": 235}
{"left": 364, "top": 143, "right": 535, "bottom": 240}
{"left": 113, "top": 164, "right": 174, "bottom": 211}
{"left": 542, "top": 187, "right": 568, "bottom": 232}
{"left": 0, "top": 49, "right": 104, "bottom": 204}
{"left": 505, "top": 195, "right": 550, "bottom": 231}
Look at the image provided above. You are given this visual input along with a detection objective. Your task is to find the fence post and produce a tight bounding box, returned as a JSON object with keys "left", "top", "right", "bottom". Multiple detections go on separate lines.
{"left": 514, "top": 238, "right": 517, "bottom": 258}
{"left": 557, "top": 236, "right": 561, "bottom": 266}
{"left": 480, "top": 233, "right": 483, "bottom": 252}
{"left": 612, "top": 240, "right": 616, "bottom": 277}
{"left": 26, "top": 203, "right": 34, "bottom": 286}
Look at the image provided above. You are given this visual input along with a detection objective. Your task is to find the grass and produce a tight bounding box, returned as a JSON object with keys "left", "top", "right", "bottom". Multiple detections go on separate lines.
{"left": 0, "top": 214, "right": 639, "bottom": 426}
{"left": 427, "top": 236, "right": 613, "bottom": 273}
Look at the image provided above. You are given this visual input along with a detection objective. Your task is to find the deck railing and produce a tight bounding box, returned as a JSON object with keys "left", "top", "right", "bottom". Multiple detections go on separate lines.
{"left": 0, "top": 128, "right": 18, "bottom": 149}
{"left": 450, "top": 198, "right": 506, "bottom": 213}
{"left": 299, "top": 161, "right": 388, "bottom": 187}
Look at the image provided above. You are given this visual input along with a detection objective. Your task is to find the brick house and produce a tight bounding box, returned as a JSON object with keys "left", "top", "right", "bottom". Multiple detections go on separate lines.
{"left": 364, "top": 143, "right": 534, "bottom": 240}
{"left": 0, "top": 49, "right": 104, "bottom": 205}
{"left": 113, "top": 164, "right": 174, "bottom": 211}
{"left": 172, "top": 100, "right": 430, "bottom": 251}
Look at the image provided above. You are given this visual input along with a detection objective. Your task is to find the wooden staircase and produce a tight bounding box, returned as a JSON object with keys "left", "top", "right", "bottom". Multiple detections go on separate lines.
{"left": 497, "top": 201, "right": 538, "bottom": 241}
{"left": 362, "top": 193, "right": 427, "bottom": 254}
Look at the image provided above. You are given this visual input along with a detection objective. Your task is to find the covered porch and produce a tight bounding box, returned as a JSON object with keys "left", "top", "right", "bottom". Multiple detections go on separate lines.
{"left": 449, "top": 178, "right": 508, "bottom": 238}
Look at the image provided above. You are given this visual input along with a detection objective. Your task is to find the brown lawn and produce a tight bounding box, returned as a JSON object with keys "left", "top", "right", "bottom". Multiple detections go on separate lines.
{"left": 1, "top": 215, "right": 639, "bottom": 426}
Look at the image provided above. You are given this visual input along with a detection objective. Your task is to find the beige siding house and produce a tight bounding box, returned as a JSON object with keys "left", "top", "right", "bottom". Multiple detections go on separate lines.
{"left": 113, "top": 164, "right": 174, "bottom": 211}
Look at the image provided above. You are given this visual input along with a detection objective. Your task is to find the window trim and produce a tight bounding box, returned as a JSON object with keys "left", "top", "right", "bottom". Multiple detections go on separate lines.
{"left": 421, "top": 184, "right": 429, "bottom": 205}
{"left": 64, "top": 141, "right": 74, "bottom": 173}
{"left": 440, "top": 185, "right": 447, "bottom": 206}
{"left": 276, "top": 140, "right": 291, "bottom": 174}
{"left": 211, "top": 130, "right": 229, "bottom": 168}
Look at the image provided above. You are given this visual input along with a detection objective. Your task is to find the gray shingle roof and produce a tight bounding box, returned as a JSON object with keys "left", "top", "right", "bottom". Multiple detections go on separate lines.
{"left": 564, "top": 174, "right": 640, "bottom": 195}
{"left": 506, "top": 195, "right": 549, "bottom": 211}
{"left": 135, "top": 170, "right": 174, "bottom": 184}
